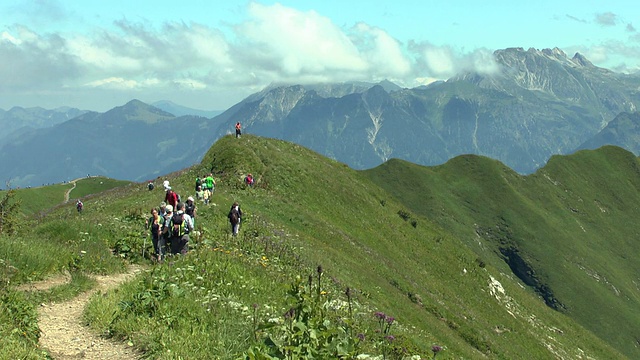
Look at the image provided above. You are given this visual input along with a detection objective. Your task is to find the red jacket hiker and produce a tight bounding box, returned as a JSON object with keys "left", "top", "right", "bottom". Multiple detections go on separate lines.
{"left": 165, "top": 189, "right": 178, "bottom": 208}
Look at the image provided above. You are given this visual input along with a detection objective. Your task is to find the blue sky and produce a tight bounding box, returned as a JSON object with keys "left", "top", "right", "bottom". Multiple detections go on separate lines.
{"left": 1, "top": 0, "right": 638, "bottom": 111}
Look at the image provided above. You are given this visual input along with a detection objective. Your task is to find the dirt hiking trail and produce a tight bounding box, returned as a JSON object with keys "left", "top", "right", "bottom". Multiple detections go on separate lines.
{"left": 33, "top": 265, "right": 144, "bottom": 359}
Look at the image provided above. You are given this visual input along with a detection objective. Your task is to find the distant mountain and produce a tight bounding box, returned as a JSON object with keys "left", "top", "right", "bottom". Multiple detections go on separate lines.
{"left": 575, "top": 112, "right": 640, "bottom": 154}
{"left": 6, "top": 48, "right": 640, "bottom": 187}
{"left": 0, "top": 100, "right": 220, "bottom": 188}
{"left": 151, "top": 100, "right": 223, "bottom": 118}
{"left": 213, "top": 48, "right": 640, "bottom": 173}
{"left": 0, "top": 106, "right": 88, "bottom": 146}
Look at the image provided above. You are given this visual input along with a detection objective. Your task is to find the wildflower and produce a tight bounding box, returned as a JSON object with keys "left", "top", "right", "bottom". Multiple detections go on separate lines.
{"left": 432, "top": 345, "right": 443, "bottom": 359}
{"left": 374, "top": 311, "right": 386, "bottom": 320}
{"left": 284, "top": 307, "right": 296, "bottom": 319}
{"left": 317, "top": 265, "right": 323, "bottom": 274}
{"left": 386, "top": 316, "right": 395, "bottom": 325}
{"left": 385, "top": 335, "right": 395, "bottom": 342}
{"left": 357, "top": 333, "right": 365, "bottom": 341}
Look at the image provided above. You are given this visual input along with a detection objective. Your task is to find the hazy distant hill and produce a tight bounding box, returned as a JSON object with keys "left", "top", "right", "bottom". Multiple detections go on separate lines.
{"left": 0, "top": 100, "right": 219, "bottom": 188}
{"left": 575, "top": 111, "right": 640, "bottom": 153}
{"left": 152, "top": 100, "right": 224, "bottom": 118}
{"left": 5, "top": 47, "right": 640, "bottom": 188}
{"left": 0, "top": 106, "right": 87, "bottom": 146}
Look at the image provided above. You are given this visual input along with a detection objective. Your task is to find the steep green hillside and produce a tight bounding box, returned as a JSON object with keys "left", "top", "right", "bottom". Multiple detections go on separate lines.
{"left": 365, "top": 146, "right": 640, "bottom": 358}
{"left": 0, "top": 135, "right": 626, "bottom": 359}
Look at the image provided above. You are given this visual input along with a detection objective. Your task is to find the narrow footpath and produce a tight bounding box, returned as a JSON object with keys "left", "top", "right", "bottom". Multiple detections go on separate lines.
{"left": 35, "top": 265, "right": 144, "bottom": 359}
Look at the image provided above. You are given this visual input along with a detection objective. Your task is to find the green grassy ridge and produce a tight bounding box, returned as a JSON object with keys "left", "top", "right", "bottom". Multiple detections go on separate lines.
{"left": 1, "top": 135, "right": 626, "bottom": 359}
{"left": 146, "top": 134, "right": 622, "bottom": 358}
{"left": 364, "top": 145, "right": 640, "bottom": 358}
{"left": 10, "top": 176, "right": 131, "bottom": 217}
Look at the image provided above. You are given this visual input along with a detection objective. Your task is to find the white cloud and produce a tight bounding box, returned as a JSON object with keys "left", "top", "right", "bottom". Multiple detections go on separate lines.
{"left": 7, "top": 2, "right": 636, "bottom": 111}
{"left": 238, "top": 2, "right": 368, "bottom": 77}
{"left": 84, "top": 77, "right": 161, "bottom": 90}
{"left": 409, "top": 42, "right": 499, "bottom": 81}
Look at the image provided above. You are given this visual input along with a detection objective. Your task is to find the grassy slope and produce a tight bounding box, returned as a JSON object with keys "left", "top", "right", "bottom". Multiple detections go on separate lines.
{"left": 1, "top": 135, "right": 627, "bottom": 359}
{"left": 92, "top": 135, "right": 621, "bottom": 358}
{"left": 364, "top": 145, "right": 640, "bottom": 358}
{"left": 11, "top": 176, "right": 131, "bottom": 217}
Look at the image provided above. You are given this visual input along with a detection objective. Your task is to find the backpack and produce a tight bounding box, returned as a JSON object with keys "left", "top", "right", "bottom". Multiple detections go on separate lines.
{"left": 229, "top": 209, "right": 239, "bottom": 224}
{"left": 185, "top": 203, "right": 195, "bottom": 217}
{"left": 171, "top": 213, "right": 186, "bottom": 237}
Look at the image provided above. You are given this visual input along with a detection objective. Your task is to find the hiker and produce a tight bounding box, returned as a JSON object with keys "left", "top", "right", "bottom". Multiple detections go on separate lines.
{"left": 160, "top": 204, "right": 174, "bottom": 259}
{"left": 205, "top": 173, "right": 215, "bottom": 193}
{"left": 185, "top": 196, "right": 197, "bottom": 229}
{"left": 245, "top": 173, "right": 254, "bottom": 187}
{"left": 228, "top": 201, "right": 243, "bottom": 236}
{"left": 147, "top": 181, "right": 154, "bottom": 191}
{"left": 158, "top": 202, "right": 168, "bottom": 217}
{"left": 165, "top": 187, "right": 179, "bottom": 208}
{"left": 203, "top": 173, "right": 215, "bottom": 205}
{"left": 203, "top": 187, "right": 211, "bottom": 205}
{"left": 146, "top": 207, "right": 165, "bottom": 262}
{"left": 195, "top": 185, "right": 204, "bottom": 202}
{"left": 169, "top": 202, "right": 193, "bottom": 255}
{"left": 235, "top": 122, "right": 242, "bottom": 138}
{"left": 76, "top": 199, "right": 83, "bottom": 213}
{"left": 195, "top": 176, "right": 202, "bottom": 192}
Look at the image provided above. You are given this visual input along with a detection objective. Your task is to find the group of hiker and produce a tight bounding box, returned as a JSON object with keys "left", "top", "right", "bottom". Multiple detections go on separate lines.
{"left": 145, "top": 176, "right": 245, "bottom": 262}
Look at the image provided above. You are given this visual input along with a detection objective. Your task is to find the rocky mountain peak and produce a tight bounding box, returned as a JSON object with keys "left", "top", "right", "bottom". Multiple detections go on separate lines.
{"left": 571, "top": 52, "right": 594, "bottom": 67}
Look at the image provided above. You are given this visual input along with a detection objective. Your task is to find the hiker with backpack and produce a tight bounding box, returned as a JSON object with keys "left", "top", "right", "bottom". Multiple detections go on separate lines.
{"left": 228, "top": 201, "right": 243, "bottom": 236}
{"left": 203, "top": 173, "right": 215, "bottom": 205}
{"left": 76, "top": 199, "right": 83, "bottom": 213}
{"left": 165, "top": 187, "right": 179, "bottom": 208}
{"left": 185, "top": 196, "right": 197, "bottom": 229}
{"left": 146, "top": 207, "right": 165, "bottom": 262}
{"left": 245, "top": 173, "right": 254, "bottom": 187}
{"left": 169, "top": 202, "right": 193, "bottom": 255}
{"left": 195, "top": 176, "right": 202, "bottom": 193}
{"left": 205, "top": 173, "right": 215, "bottom": 193}
{"left": 159, "top": 204, "right": 175, "bottom": 261}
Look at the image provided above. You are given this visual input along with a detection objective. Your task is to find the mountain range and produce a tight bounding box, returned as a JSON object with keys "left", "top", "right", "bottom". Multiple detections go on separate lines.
{"left": 2, "top": 47, "right": 640, "bottom": 188}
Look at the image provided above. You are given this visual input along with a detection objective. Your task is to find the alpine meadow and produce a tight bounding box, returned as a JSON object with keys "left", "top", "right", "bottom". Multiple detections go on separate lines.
{"left": 2, "top": 134, "right": 640, "bottom": 359}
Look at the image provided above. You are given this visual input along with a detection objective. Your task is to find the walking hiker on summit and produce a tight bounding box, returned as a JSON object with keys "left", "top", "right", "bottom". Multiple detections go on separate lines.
{"left": 235, "top": 122, "right": 242, "bottom": 138}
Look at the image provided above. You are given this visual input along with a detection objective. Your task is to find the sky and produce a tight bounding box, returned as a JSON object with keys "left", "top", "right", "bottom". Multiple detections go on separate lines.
{"left": 1, "top": 0, "right": 639, "bottom": 112}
